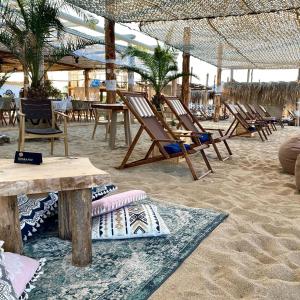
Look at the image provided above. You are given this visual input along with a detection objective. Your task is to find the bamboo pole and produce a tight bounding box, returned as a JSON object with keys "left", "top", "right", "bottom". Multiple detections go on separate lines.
{"left": 105, "top": 18, "right": 116, "bottom": 104}
{"left": 182, "top": 27, "right": 191, "bottom": 105}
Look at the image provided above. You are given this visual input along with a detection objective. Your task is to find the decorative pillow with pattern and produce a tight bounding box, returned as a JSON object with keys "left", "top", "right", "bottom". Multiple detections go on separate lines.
{"left": 92, "top": 204, "right": 170, "bottom": 240}
{"left": 92, "top": 190, "right": 147, "bottom": 217}
{"left": 92, "top": 183, "right": 118, "bottom": 201}
{"left": 3, "top": 252, "right": 45, "bottom": 300}
{"left": 0, "top": 241, "right": 18, "bottom": 300}
{"left": 18, "top": 192, "right": 58, "bottom": 241}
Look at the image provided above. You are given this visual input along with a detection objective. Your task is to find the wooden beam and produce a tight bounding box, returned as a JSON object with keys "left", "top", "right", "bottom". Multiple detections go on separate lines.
{"left": 182, "top": 27, "right": 191, "bottom": 105}
{"left": 172, "top": 79, "right": 177, "bottom": 96}
{"left": 214, "top": 44, "right": 223, "bottom": 122}
{"left": 105, "top": 18, "right": 116, "bottom": 104}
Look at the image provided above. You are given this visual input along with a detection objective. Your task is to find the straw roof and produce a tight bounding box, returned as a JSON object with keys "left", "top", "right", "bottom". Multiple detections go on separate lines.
{"left": 222, "top": 81, "right": 300, "bottom": 105}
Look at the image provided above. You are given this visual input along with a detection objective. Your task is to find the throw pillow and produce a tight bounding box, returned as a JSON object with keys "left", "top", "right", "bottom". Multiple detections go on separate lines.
{"left": 92, "top": 204, "right": 170, "bottom": 240}
{"left": 92, "top": 190, "right": 147, "bottom": 217}
{"left": 92, "top": 183, "right": 118, "bottom": 201}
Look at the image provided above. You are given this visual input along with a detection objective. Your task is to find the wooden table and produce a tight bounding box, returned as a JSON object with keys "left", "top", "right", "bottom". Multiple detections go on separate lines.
{"left": 0, "top": 157, "right": 110, "bottom": 267}
{"left": 92, "top": 103, "right": 132, "bottom": 149}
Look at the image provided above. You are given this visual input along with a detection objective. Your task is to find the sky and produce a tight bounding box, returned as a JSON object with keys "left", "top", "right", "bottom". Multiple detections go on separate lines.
{"left": 1, "top": 11, "right": 299, "bottom": 95}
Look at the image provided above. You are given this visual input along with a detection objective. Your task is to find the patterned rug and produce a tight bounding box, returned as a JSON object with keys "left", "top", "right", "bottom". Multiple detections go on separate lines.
{"left": 24, "top": 198, "right": 228, "bottom": 300}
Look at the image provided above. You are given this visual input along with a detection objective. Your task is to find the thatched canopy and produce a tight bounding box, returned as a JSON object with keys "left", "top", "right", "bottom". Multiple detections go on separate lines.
{"left": 222, "top": 82, "right": 300, "bottom": 106}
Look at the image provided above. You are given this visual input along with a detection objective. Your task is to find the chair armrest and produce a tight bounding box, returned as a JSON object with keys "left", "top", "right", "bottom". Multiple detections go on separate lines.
{"left": 18, "top": 112, "right": 25, "bottom": 117}
{"left": 203, "top": 128, "right": 224, "bottom": 131}
{"left": 55, "top": 111, "right": 69, "bottom": 118}
{"left": 152, "top": 138, "right": 183, "bottom": 144}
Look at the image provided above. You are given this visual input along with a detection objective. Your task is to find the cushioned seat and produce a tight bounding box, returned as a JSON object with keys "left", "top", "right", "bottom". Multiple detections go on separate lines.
{"left": 198, "top": 132, "right": 211, "bottom": 143}
{"left": 25, "top": 128, "right": 63, "bottom": 135}
{"left": 164, "top": 143, "right": 191, "bottom": 154}
{"left": 279, "top": 136, "right": 300, "bottom": 175}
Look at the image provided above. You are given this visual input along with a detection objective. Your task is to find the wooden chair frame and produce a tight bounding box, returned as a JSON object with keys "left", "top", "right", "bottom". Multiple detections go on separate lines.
{"left": 258, "top": 104, "right": 284, "bottom": 128}
{"left": 164, "top": 96, "right": 232, "bottom": 161}
{"left": 18, "top": 99, "right": 69, "bottom": 156}
{"left": 116, "top": 90, "right": 213, "bottom": 180}
{"left": 224, "top": 102, "right": 268, "bottom": 142}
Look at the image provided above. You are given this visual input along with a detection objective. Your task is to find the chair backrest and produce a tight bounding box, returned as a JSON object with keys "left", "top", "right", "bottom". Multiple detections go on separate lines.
{"left": 21, "top": 99, "right": 52, "bottom": 120}
{"left": 164, "top": 96, "right": 204, "bottom": 133}
{"left": 117, "top": 91, "right": 175, "bottom": 146}
{"left": 0, "top": 97, "right": 12, "bottom": 110}
{"left": 52, "top": 100, "right": 67, "bottom": 113}
{"left": 224, "top": 102, "right": 250, "bottom": 128}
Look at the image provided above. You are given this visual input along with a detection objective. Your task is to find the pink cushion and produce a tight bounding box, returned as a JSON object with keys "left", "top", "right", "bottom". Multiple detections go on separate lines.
{"left": 92, "top": 190, "right": 147, "bottom": 217}
{"left": 3, "top": 252, "right": 40, "bottom": 298}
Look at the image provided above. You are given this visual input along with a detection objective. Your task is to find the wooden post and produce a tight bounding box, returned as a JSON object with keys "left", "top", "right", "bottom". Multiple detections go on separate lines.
{"left": 251, "top": 69, "right": 254, "bottom": 82}
{"left": 84, "top": 69, "right": 90, "bottom": 100}
{"left": 0, "top": 196, "right": 23, "bottom": 253}
{"left": 182, "top": 27, "right": 191, "bottom": 105}
{"left": 204, "top": 73, "right": 209, "bottom": 105}
{"left": 105, "top": 18, "right": 116, "bottom": 104}
{"left": 71, "top": 188, "right": 92, "bottom": 267}
{"left": 214, "top": 44, "right": 223, "bottom": 122}
{"left": 247, "top": 69, "right": 250, "bottom": 83}
{"left": 58, "top": 191, "right": 73, "bottom": 240}
{"left": 24, "top": 69, "right": 29, "bottom": 98}
{"left": 172, "top": 79, "right": 177, "bottom": 96}
{"left": 298, "top": 69, "right": 300, "bottom": 82}
{"left": 128, "top": 45, "right": 135, "bottom": 92}
{"left": 230, "top": 69, "right": 234, "bottom": 82}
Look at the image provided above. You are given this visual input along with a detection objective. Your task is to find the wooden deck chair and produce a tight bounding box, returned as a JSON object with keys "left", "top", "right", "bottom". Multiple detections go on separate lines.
{"left": 247, "top": 104, "right": 277, "bottom": 131}
{"left": 224, "top": 102, "right": 268, "bottom": 142}
{"left": 18, "top": 99, "right": 69, "bottom": 156}
{"left": 258, "top": 105, "right": 284, "bottom": 128}
{"left": 237, "top": 103, "right": 272, "bottom": 135}
{"left": 164, "top": 96, "right": 232, "bottom": 161}
{"left": 116, "top": 90, "right": 213, "bottom": 180}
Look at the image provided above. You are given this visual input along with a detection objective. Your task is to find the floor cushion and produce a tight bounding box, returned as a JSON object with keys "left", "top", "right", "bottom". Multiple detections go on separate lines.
{"left": 0, "top": 242, "right": 18, "bottom": 300}
{"left": 92, "top": 183, "right": 118, "bottom": 201}
{"left": 18, "top": 192, "right": 58, "bottom": 241}
{"left": 279, "top": 136, "right": 300, "bottom": 175}
{"left": 92, "top": 190, "right": 147, "bottom": 217}
{"left": 3, "top": 252, "right": 45, "bottom": 300}
{"left": 92, "top": 204, "right": 170, "bottom": 240}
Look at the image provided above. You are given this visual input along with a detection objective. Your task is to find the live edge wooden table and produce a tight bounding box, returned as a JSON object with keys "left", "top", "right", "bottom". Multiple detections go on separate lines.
{"left": 0, "top": 157, "right": 110, "bottom": 267}
{"left": 92, "top": 103, "right": 132, "bottom": 149}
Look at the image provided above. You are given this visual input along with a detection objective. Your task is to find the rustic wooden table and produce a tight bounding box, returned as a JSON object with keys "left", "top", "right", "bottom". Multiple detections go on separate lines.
{"left": 0, "top": 157, "right": 110, "bottom": 267}
{"left": 92, "top": 103, "right": 132, "bottom": 149}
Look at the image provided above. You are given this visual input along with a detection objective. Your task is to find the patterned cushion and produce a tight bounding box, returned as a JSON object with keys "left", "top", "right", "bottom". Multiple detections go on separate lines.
{"left": 92, "top": 183, "right": 118, "bottom": 201}
{"left": 92, "top": 204, "right": 170, "bottom": 240}
{"left": 0, "top": 242, "right": 18, "bottom": 300}
{"left": 18, "top": 193, "right": 58, "bottom": 241}
{"left": 92, "top": 190, "right": 147, "bottom": 217}
{"left": 3, "top": 252, "right": 45, "bottom": 299}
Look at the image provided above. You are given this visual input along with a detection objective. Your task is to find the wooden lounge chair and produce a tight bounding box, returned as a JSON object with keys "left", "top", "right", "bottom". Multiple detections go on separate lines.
{"left": 164, "top": 96, "right": 232, "bottom": 161}
{"left": 258, "top": 104, "right": 284, "bottom": 128}
{"left": 18, "top": 99, "right": 69, "bottom": 156}
{"left": 246, "top": 103, "right": 277, "bottom": 132}
{"left": 116, "top": 90, "right": 213, "bottom": 180}
{"left": 237, "top": 103, "right": 272, "bottom": 135}
{"left": 224, "top": 102, "right": 268, "bottom": 142}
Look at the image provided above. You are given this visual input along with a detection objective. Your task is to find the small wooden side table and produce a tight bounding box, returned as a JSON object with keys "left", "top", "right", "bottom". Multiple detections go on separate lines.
{"left": 92, "top": 103, "right": 132, "bottom": 149}
{"left": 0, "top": 157, "right": 110, "bottom": 267}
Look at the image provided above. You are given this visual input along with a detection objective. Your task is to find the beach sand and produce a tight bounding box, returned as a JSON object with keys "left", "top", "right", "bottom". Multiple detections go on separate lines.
{"left": 1, "top": 121, "right": 300, "bottom": 300}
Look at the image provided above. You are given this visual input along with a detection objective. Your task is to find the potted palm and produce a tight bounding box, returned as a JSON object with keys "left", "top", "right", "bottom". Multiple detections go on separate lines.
{"left": 122, "top": 44, "right": 195, "bottom": 110}
{"left": 0, "top": 0, "right": 95, "bottom": 98}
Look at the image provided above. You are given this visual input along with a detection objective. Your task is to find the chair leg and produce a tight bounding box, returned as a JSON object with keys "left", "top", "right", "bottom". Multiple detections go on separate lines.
{"left": 211, "top": 141, "right": 223, "bottom": 161}
{"left": 92, "top": 122, "right": 98, "bottom": 139}
{"left": 200, "top": 149, "right": 213, "bottom": 173}
{"left": 20, "top": 136, "right": 25, "bottom": 152}
{"left": 104, "top": 124, "right": 109, "bottom": 142}
{"left": 64, "top": 136, "right": 68, "bottom": 157}
{"left": 50, "top": 138, "right": 54, "bottom": 155}
{"left": 223, "top": 139, "right": 233, "bottom": 156}
{"left": 182, "top": 152, "right": 198, "bottom": 180}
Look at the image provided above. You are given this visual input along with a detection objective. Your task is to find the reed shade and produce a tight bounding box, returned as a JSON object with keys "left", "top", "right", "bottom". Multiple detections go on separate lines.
{"left": 222, "top": 82, "right": 300, "bottom": 105}
{"left": 140, "top": 10, "right": 300, "bottom": 69}
{"left": 66, "top": 0, "right": 300, "bottom": 23}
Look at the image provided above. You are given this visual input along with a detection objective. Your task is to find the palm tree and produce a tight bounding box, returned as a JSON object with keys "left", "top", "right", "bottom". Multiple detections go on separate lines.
{"left": 0, "top": 72, "right": 11, "bottom": 90}
{"left": 0, "top": 0, "right": 95, "bottom": 98}
{"left": 122, "top": 44, "right": 195, "bottom": 110}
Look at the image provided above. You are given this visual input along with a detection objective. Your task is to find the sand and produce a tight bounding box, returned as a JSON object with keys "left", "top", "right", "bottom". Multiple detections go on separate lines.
{"left": 1, "top": 120, "right": 300, "bottom": 300}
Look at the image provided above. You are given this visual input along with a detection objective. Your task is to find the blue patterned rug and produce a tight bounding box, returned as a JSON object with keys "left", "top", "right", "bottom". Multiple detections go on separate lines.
{"left": 24, "top": 198, "right": 228, "bottom": 300}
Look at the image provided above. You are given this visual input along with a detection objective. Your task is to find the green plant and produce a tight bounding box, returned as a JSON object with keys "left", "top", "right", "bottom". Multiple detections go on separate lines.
{"left": 0, "top": 72, "right": 11, "bottom": 90}
{"left": 0, "top": 0, "right": 95, "bottom": 98}
{"left": 122, "top": 44, "right": 195, "bottom": 110}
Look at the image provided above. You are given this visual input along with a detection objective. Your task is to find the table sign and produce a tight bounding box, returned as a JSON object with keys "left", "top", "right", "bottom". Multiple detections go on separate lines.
{"left": 14, "top": 151, "right": 43, "bottom": 165}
